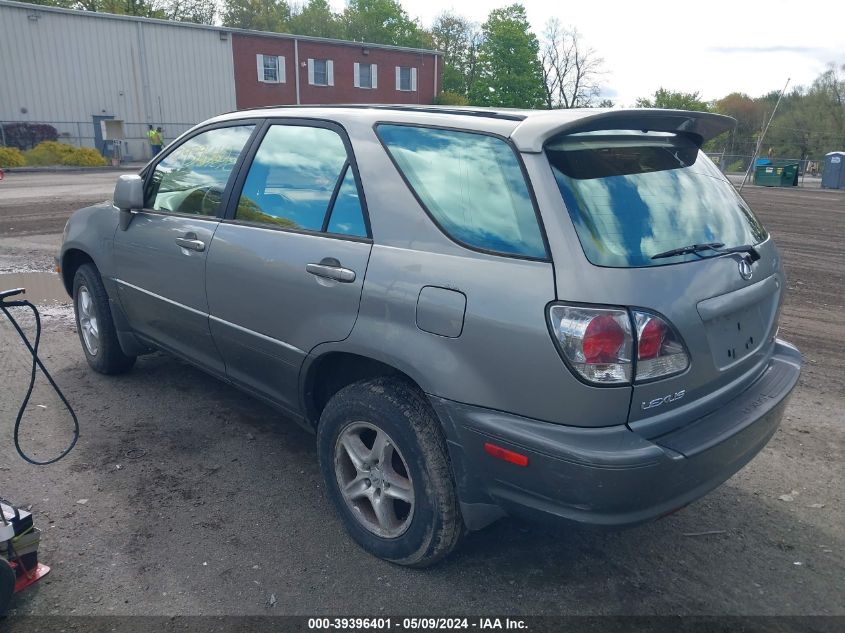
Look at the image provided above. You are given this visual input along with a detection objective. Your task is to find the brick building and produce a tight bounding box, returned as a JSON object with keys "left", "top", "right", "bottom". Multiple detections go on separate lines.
{"left": 233, "top": 33, "right": 440, "bottom": 108}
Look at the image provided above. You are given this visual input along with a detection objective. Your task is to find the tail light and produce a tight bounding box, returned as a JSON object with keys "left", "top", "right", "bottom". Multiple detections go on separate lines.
{"left": 548, "top": 306, "right": 633, "bottom": 384}
{"left": 548, "top": 305, "right": 689, "bottom": 385}
{"left": 632, "top": 310, "right": 689, "bottom": 381}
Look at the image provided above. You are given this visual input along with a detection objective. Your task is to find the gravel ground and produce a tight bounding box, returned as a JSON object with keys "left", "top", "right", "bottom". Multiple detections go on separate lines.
{"left": 0, "top": 173, "right": 843, "bottom": 617}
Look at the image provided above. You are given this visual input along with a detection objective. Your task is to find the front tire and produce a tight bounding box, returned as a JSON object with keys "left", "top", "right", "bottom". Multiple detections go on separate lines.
{"left": 73, "top": 263, "right": 136, "bottom": 375}
{"left": 317, "top": 377, "right": 463, "bottom": 567}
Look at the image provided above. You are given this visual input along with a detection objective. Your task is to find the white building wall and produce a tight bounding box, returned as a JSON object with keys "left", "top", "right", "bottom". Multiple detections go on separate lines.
{"left": 0, "top": 1, "right": 237, "bottom": 159}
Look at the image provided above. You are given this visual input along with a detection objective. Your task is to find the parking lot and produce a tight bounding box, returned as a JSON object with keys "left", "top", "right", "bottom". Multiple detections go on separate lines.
{"left": 0, "top": 171, "right": 843, "bottom": 616}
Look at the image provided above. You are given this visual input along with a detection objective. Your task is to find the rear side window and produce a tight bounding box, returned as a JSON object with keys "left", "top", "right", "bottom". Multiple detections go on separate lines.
{"left": 547, "top": 131, "right": 768, "bottom": 267}
{"left": 235, "top": 124, "right": 367, "bottom": 237}
{"left": 144, "top": 125, "right": 254, "bottom": 216}
{"left": 377, "top": 125, "right": 546, "bottom": 259}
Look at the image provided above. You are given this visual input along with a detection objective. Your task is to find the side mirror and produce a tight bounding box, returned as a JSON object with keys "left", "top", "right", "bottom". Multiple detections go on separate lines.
{"left": 114, "top": 175, "right": 144, "bottom": 231}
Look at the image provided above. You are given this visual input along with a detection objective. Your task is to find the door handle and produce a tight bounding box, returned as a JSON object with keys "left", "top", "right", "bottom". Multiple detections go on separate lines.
{"left": 306, "top": 258, "right": 356, "bottom": 283}
{"left": 175, "top": 233, "right": 205, "bottom": 252}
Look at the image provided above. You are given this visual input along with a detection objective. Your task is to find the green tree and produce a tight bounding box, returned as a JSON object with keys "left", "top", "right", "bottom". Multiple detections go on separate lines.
{"left": 161, "top": 0, "right": 216, "bottom": 23}
{"left": 765, "top": 66, "right": 845, "bottom": 161}
{"left": 16, "top": 0, "right": 75, "bottom": 7}
{"left": 222, "top": 0, "right": 290, "bottom": 32}
{"left": 66, "top": 0, "right": 161, "bottom": 16}
{"left": 431, "top": 11, "right": 480, "bottom": 96}
{"left": 636, "top": 87, "right": 711, "bottom": 111}
{"left": 342, "top": 0, "right": 430, "bottom": 48}
{"left": 469, "top": 4, "right": 546, "bottom": 109}
{"left": 23, "top": 0, "right": 216, "bottom": 21}
{"left": 433, "top": 91, "right": 469, "bottom": 106}
{"left": 288, "top": 0, "right": 342, "bottom": 38}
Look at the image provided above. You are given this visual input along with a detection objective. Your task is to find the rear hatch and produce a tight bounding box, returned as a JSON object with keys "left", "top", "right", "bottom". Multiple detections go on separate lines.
{"left": 531, "top": 113, "right": 784, "bottom": 438}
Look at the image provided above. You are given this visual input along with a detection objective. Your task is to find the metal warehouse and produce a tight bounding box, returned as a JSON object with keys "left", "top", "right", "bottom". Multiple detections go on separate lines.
{"left": 0, "top": 0, "right": 442, "bottom": 160}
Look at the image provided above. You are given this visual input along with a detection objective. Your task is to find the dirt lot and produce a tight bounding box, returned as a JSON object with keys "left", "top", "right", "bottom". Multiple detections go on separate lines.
{"left": 0, "top": 172, "right": 843, "bottom": 617}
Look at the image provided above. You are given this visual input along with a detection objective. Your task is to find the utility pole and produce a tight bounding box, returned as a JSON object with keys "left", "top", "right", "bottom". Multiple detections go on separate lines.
{"left": 739, "top": 77, "right": 790, "bottom": 193}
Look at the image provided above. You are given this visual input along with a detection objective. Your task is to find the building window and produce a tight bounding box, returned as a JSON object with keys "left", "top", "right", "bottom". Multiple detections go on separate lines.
{"left": 354, "top": 62, "right": 378, "bottom": 89}
{"left": 257, "top": 54, "right": 285, "bottom": 83}
{"left": 308, "top": 58, "right": 334, "bottom": 86}
{"left": 395, "top": 66, "right": 417, "bottom": 92}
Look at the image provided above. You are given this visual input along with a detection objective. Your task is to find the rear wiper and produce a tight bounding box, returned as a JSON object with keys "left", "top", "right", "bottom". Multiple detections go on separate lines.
{"left": 651, "top": 242, "right": 724, "bottom": 259}
{"left": 651, "top": 242, "right": 760, "bottom": 262}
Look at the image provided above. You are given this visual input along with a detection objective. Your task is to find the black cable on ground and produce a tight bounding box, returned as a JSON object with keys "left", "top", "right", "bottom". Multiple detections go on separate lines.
{"left": 0, "top": 297, "right": 79, "bottom": 465}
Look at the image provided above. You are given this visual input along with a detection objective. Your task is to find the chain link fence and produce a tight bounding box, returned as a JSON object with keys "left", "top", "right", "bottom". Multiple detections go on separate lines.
{"left": 1, "top": 120, "right": 197, "bottom": 163}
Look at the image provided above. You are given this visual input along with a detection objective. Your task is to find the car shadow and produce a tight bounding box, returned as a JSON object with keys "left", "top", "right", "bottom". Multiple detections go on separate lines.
{"left": 18, "top": 349, "right": 842, "bottom": 616}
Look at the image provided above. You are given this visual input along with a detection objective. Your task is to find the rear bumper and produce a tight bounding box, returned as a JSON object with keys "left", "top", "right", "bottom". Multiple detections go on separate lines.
{"left": 431, "top": 339, "right": 801, "bottom": 530}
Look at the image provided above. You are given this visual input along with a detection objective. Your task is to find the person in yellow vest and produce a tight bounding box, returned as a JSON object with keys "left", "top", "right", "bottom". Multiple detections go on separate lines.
{"left": 147, "top": 124, "right": 163, "bottom": 157}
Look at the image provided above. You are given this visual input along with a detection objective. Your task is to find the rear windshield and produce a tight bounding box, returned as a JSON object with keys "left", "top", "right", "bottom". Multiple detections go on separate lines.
{"left": 546, "top": 131, "right": 768, "bottom": 267}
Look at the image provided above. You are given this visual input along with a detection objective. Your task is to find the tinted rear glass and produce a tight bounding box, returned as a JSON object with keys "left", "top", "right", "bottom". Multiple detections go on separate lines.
{"left": 546, "top": 132, "right": 768, "bottom": 267}
{"left": 378, "top": 125, "right": 547, "bottom": 259}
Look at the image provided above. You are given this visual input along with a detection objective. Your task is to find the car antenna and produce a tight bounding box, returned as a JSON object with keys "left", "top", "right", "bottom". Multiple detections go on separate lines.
{"left": 738, "top": 77, "right": 790, "bottom": 193}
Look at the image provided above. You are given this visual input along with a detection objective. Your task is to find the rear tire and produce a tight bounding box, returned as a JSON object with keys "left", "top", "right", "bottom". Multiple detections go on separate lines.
{"left": 73, "top": 263, "right": 135, "bottom": 375}
{"left": 317, "top": 376, "right": 464, "bottom": 567}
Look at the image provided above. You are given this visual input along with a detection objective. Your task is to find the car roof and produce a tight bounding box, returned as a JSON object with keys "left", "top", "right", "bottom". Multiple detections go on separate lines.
{"left": 208, "top": 105, "right": 736, "bottom": 153}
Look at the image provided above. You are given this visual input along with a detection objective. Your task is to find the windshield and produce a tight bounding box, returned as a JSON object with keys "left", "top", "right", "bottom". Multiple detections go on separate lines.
{"left": 546, "top": 131, "right": 768, "bottom": 268}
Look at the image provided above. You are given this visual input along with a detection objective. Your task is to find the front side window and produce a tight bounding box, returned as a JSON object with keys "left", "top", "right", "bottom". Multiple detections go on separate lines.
{"left": 546, "top": 131, "right": 768, "bottom": 267}
{"left": 144, "top": 125, "right": 254, "bottom": 216}
{"left": 235, "top": 124, "right": 367, "bottom": 237}
{"left": 377, "top": 124, "right": 546, "bottom": 258}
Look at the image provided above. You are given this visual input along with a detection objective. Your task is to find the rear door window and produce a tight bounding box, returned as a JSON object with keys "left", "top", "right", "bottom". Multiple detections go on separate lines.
{"left": 235, "top": 124, "right": 367, "bottom": 237}
{"left": 377, "top": 124, "right": 546, "bottom": 259}
{"left": 546, "top": 131, "right": 768, "bottom": 267}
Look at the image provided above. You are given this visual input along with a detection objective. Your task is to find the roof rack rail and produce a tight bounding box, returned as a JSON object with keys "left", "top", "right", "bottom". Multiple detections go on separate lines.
{"left": 230, "top": 104, "right": 528, "bottom": 122}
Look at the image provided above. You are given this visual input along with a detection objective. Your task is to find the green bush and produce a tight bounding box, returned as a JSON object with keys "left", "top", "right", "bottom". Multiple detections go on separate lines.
{"left": 24, "top": 141, "right": 106, "bottom": 167}
{"left": 25, "top": 141, "right": 77, "bottom": 166}
{"left": 434, "top": 91, "right": 469, "bottom": 106}
{"left": 0, "top": 146, "right": 26, "bottom": 168}
{"left": 61, "top": 147, "right": 107, "bottom": 167}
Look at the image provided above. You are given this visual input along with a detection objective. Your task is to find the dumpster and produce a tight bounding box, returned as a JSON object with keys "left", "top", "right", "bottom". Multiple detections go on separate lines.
{"left": 821, "top": 152, "right": 845, "bottom": 189}
{"left": 754, "top": 161, "right": 799, "bottom": 187}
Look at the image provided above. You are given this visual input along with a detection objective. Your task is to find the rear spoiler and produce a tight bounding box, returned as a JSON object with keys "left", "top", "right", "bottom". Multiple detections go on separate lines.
{"left": 510, "top": 109, "right": 736, "bottom": 153}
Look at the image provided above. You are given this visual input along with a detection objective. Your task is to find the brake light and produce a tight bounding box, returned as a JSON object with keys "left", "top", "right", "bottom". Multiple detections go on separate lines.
{"left": 583, "top": 315, "right": 626, "bottom": 363}
{"left": 548, "top": 306, "right": 633, "bottom": 384}
{"left": 548, "top": 305, "right": 689, "bottom": 385}
{"left": 632, "top": 311, "right": 689, "bottom": 381}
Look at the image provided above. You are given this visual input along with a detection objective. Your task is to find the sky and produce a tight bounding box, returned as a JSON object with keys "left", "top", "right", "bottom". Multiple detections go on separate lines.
{"left": 330, "top": 0, "right": 845, "bottom": 106}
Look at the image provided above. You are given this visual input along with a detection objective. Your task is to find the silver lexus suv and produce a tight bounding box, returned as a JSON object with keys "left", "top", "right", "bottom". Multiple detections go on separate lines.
{"left": 58, "top": 106, "right": 801, "bottom": 566}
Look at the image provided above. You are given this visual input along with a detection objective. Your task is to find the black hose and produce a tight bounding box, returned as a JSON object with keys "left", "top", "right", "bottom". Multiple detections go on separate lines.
{"left": 1, "top": 298, "right": 79, "bottom": 465}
